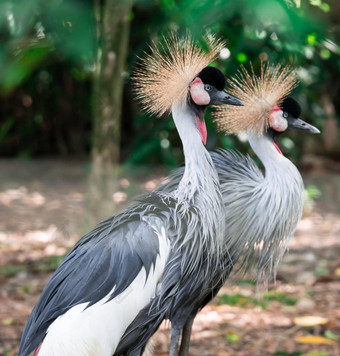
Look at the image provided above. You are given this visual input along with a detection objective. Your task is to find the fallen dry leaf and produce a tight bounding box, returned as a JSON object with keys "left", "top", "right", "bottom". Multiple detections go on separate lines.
{"left": 294, "top": 316, "right": 329, "bottom": 327}
{"left": 296, "top": 335, "right": 335, "bottom": 345}
{"left": 2, "top": 317, "right": 14, "bottom": 325}
{"left": 217, "top": 351, "right": 230, "bottom": 356}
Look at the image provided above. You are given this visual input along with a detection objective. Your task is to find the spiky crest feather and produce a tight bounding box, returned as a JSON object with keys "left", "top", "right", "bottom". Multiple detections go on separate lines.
{"left": 213, "top": 62, "right": 297, "bottom": 134}
{"left": 133, "top": 33, "right": 224, "bottom": 116}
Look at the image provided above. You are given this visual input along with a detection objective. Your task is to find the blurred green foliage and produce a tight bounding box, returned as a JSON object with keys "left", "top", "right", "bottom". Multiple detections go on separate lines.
{"left": 275, "top": 352, "right": 330, "bottom": 356}
{"left": 0, "top": 255, "right": 65, "bottom": 277}
{"left": 0, "top": 0, "right": 339, "bottom": 166}
{"left": 217, "top": 289, "right": 297, "bottom": 309}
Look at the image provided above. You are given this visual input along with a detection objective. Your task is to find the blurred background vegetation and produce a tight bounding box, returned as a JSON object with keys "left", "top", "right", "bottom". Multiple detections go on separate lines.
{"left": 0, "top": 0, "right": 339, "bottom": 168}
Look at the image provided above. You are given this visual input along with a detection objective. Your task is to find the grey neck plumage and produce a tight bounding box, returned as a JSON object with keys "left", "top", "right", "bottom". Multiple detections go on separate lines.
{"left": 171, "top": 102, "right": 225, "bottom": 256}
{"left": 231, "top": 130, "right": 305, "bottom": 282}
{"left": 247, "top": 130, "right": 298, "bottom": 176}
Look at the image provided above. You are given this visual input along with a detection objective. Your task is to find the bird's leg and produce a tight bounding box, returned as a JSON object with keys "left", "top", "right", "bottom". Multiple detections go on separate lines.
{"left": 169, "top": 326, "right": 181, "bottom": 356}
{"left": 178, "top": 317, "right": 194, "bottom": 356}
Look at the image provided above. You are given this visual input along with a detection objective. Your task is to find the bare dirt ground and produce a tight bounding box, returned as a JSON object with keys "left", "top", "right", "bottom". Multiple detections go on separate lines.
{"left": 0, "top": 159, "right": 339, "bottom": 356}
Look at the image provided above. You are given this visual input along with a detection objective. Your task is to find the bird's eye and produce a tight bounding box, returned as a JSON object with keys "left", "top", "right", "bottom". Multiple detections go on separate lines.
{"left": 204, "top": 85, "right": 212, "bottom": 91}
{"left": 283, "top": 112, "right": 288, "bottom": 119}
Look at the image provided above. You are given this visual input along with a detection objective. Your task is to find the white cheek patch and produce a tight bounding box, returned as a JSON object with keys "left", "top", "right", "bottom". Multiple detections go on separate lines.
{"left": 269, "top": 110, "right": 288, "bottom": 132}
{"left": 190, "top": 77, "right": 210, "bottom": 105}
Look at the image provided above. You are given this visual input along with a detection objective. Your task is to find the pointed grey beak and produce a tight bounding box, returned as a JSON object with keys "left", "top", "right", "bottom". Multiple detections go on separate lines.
{"left": 210, "top": 90, "right": 244, "bottom": 106}
{"left": 287, "top": 116, "right": 320, "bottom": 134}
{"left": 224, "top": 91, "right": 244, "bottom": 106}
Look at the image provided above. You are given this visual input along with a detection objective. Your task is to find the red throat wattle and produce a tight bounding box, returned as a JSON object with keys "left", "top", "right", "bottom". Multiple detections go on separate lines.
{"left": 272, "top": 140, "right": 283, "bottom": 155}
{"left": 196, "top": 117, "right": 207, "bottom": 145}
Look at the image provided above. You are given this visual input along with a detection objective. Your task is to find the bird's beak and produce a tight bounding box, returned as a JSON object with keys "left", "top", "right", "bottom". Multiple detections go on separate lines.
{"left": 287, "top": 116, "right": 320, "bottom": 134}
{"left": 210, "top": 90, "right": 244, "bottom": 106}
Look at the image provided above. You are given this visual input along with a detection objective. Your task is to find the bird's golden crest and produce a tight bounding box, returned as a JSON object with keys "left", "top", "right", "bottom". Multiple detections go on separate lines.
{"left": 213, "top": 63, "right": 297, "bottom": 134}
{"left": 133, "top": 33, "right": 224, "bottom": 117}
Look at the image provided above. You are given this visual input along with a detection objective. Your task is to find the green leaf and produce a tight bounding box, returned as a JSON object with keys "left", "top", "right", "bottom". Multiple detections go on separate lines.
{"left": 314, "top": 267, "right": 329, "bottom": 276}
{"left": 0, "top": 42, "right": 53, "bottom": 93}
{"left": 0, "top": 118, "right": 14, "bottom": 143}
{"left": 236, "top": 52, "right": 248, "bottom": 63}
{"left": 263, "top": 290, "right": 298, "bottom": 306}
{"left": 0, "top": 265, "right": 25, "bottom": 277}
{"left": 324, "top": 330, "right": 339, "bottom": 341}
{"left": 226, "top": 331, "right": 240, "bottom": 343}
{"left": 306, "top": 33, "right": 317, "bottom": 46}
{"left": 320, "top": 49, "right": 331, "bottom": 59}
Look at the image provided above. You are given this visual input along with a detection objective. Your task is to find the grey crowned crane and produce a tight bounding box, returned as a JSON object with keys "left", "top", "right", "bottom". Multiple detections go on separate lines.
{"left": 19, "top": 34, "right": 243, "bottom": 356}
{"left": 159, "top": 64, "right": 320, "bottom": 355}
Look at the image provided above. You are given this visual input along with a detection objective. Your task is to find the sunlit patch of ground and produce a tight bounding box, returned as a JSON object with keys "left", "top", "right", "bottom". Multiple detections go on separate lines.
{"left": 0, "top": 159, "right": 339, "bottom": 356}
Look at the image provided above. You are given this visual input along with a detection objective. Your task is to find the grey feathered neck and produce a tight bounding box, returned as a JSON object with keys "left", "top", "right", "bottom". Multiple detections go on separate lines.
{"left": 222, "top": 130, "right": 304, "bottom": 283}
{"left": 171, "top": 103, "right": 225, "bottom": 256}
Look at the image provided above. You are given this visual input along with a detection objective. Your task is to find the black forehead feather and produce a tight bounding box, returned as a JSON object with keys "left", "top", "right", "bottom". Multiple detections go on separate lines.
{"left": 197, "top": 66, "right": 225, "bottom": 91}
{"left": 279, "top": 97, "right": 301, "bottom": 118}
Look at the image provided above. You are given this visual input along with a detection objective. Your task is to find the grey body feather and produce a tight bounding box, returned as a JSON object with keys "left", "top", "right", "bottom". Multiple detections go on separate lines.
{"left": 117, "top": 132, "right": 304, "bottom": 354}
{"left": 19, "top": 103, "right": 226, "bottom": 356}
{"left": 19, "top": 197, "right": 169, "bottom": 355}
{"left": 19, "top": 188, "right": 222, "bottom": 355}
{"left": 160, "top": 131, "right": 304, "bottom": 280}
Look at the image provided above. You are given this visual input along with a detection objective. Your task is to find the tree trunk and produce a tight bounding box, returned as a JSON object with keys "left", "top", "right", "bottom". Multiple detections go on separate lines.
{"left": 86, "top": 0, "right": 131, "bottom": 227}
{"left": 321, "top": 93, "right": 338, "bottom": 151}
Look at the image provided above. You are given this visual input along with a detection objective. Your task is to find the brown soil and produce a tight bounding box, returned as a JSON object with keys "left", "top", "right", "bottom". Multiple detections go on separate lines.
{"left": 0, "top": 159, "right": 339, "bottom": 356}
